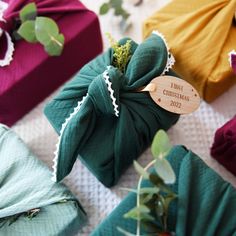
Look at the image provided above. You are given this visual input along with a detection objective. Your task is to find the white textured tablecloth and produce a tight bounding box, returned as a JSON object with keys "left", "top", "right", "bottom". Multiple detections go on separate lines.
{"left": 12, "top": 1, "right": 236, "bottom": 235}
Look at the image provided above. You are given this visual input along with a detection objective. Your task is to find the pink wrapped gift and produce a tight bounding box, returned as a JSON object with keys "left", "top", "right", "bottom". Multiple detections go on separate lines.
{"left": 0, "top": 0, "right": 103, "bottom": 126}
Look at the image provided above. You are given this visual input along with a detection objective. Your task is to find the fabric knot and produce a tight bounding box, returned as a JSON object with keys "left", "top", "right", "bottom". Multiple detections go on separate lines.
{"left": 88, "top": 66, "right": 123, "bottom": 117}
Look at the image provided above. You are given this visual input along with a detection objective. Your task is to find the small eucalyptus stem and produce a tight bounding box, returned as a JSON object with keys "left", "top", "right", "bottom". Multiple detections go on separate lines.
{"left": 136, "top": 159, "right": 156, "bottom": 236}
{"left": 50, "top": 36, "right": 63, "bottom": 47}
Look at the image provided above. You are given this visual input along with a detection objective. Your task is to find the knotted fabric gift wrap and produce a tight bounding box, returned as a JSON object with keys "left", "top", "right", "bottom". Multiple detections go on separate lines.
{"left": 0, "top": 0, "right": 102, "bottom": 126}
{"left": 211, "top": 116, "right": 236, "bottom": 176}
{"left": 143, "top": 0, "right": 236, "bottom": 102}
{"left": 0, "top": 124, "right": 86, "bottom": 236}
{"left": 44, "top": 33, "right": 180, "bottom": 187}
{"left": 91, "top": 145, "right": 236, "bottom": 236}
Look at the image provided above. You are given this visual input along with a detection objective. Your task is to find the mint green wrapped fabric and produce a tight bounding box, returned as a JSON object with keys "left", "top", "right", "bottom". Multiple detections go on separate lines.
{"left": 44, "top": 33, "right": 180, "bottom": 187}
{"left": 91, "top": 146, "right": 236, "bottom": 236}
{"left": 0, "top": 124, "right": 86, "bottom": 236}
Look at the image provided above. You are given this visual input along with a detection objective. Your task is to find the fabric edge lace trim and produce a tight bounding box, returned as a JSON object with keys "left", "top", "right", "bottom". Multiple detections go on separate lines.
{"left": 0, "top": 30, "right": 14, "bottom": 67}
{"left": 51, "top": 68, "right": 120, "bottom": 181}
{"left": 152, "top": 30, "right": 175, "bottom": 75}
{"left": 51, "top": 95, "right": 88, "bottom": 182}
{"left": 0, "top": 2, "right": 14, "bottom": 67}
{"left": 103, "top": 67, "right": 119, "bottom": 117}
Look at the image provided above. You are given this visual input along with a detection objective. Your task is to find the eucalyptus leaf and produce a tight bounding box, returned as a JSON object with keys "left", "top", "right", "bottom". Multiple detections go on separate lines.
{"left": 134, "top": 160, "right": 150, "bottom": 179}
{"left": 17, "top": 20, "right": 37, "bottom": 43}
{"left": 154, "top": 158, "right": 176, "bottom": 184}
{"left": 140, "top": 213, "right": 155, "bottom": 221}
{"left": 35, "top": 17, "right": 60, "bottom": 45}
{"left": 124, "top": 207, "right": 138, "bottom": 220}
{"left": 149, "top": 173, "right": 164, "bottom": 187}
{"left": 124, "top": 205, "right": 150, "bottom": 220}
{"left": 140, "top": 193, "right": 154, "bottom": 204}
{"left": 110, "top": 0, "right": 122, "bottom": 8}
{"left": 114, "top": 6, "right": 129, "bottom": 20}
{"left": 99, "top": 3, "right": 110, "bottom": 15}
{"left": 151, "top": 130, "right": 172, "bottom": 159}
{"left": 20, "top": 3, "right": 37, "bottom": 22}
{"left": 44, "top": 34, "right": 64, "bottom": 56}
{"left": 114, "top": 6, "right": 124, "bottom": 16}
{"left": 121, "top": 11, "right": 130, "bottom": 20}
{"left": 99, "top": 0, "right": 130, "bottom": 25}
{"left": 135, "top": 205, "right": 150, "bottom": 214}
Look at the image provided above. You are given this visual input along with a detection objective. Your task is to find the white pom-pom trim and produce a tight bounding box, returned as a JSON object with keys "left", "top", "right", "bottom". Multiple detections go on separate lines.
{"left": 0, "top": 29, "right": 14, "bottom": 67}
{"left": 152, "top": 30, "right": 175, "bottom": 75}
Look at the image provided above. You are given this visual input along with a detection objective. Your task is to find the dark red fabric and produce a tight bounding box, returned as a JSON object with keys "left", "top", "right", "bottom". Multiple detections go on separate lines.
{"left": 211, "top": 116, "right": 236, "bottom": 176}
{"left": 0, "top": 33, "right": 7, "bottom": 59}
{"left": 0, "top": 0, "right": 103, "bottom": 126}
{"left": 231, "top": 53, "right": 236, "bottom": 74}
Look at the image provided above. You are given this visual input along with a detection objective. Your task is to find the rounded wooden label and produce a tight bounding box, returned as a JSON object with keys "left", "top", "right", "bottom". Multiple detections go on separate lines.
{"left": 146, "top": 76, "right": 200, "bottom": 114}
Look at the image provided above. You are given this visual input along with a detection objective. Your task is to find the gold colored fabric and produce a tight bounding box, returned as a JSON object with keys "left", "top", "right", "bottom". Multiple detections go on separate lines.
{"left": 143, "top": 0, "right": 236, "bottom": 102}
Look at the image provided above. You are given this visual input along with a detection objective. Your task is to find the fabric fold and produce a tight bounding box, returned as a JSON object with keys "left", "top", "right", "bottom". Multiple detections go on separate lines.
{"left": 91, "top": 145, "right": 236, "bottom": 236}
{"left": 143, "top": 0, "right": 236, "bottom": 102}
{"left": 44, "top": 33, "right": 180, "bottom": 187}
{"left": 0, "top": 124, "right": 86, "bottom": 235}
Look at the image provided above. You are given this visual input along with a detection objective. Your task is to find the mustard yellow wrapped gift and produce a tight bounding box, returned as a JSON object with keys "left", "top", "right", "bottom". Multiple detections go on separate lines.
{"left": 143, "top": 0, "right": 236, "bottom": 102}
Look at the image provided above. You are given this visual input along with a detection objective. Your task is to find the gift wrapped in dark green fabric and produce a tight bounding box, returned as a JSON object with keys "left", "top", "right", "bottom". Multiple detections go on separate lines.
{"left": 0, "top": 124, "right": 86, "bottom": 236}
{"left": 91, "top": 145, "right": 236, "bottom": 236}
{"left": 44, "top": 33, "right": 180, "bottom": 187}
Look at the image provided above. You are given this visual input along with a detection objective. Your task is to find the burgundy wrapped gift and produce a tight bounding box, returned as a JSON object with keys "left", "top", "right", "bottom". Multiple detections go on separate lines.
{"left": 211, "top": 116, "right": 236, "bottom": 176}
{"left": 0, "top": 0, "right": 103, "bottom": 126}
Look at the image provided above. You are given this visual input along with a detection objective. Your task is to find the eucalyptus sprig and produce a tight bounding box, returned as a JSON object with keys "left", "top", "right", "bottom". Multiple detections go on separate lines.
{"left": 0, "top": 199, "right": 69, "bottom": 228}
{"left": 100, "top": 0, "right": 129, "bottom": 21}
{"left": 16, "top": 3, "right": 64, "bottom": 56}
{"left": 107, "top": 33, "right": 132, "bottom": 73}
{"left": 100, "top": 0, "right": 132, "bottom": 32}
{"left": 99, "top": 0, "right": 144, "bottom": 32}
{"left": 118, "top": 130, "right": 177, "bottom": 236}
{"left": 0, "top": 208, "right": 40, "bottom": 229}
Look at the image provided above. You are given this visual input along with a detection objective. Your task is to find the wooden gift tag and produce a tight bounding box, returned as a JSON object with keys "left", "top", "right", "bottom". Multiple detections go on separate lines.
{"left": 140, "top": 76, "right": 200, "bottom": 114}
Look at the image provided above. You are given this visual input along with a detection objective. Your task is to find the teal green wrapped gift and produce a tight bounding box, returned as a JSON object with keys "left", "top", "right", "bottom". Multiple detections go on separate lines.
{"left": 44, "top": 33, "right": 180, "bottom": 187}
{"left": 0, "top": 124, "right": 86, "bottom": 236}
{"left": 91, "top": 146, "right": 236, "bottom": 236}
